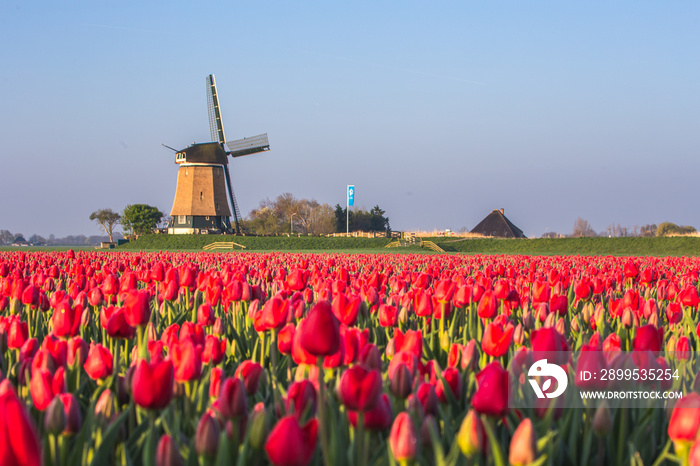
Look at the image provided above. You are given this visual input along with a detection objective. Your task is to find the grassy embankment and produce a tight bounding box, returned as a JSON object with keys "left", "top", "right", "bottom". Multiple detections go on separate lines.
{"left": 115, "top": 234, "right": 700, "bottom": 256}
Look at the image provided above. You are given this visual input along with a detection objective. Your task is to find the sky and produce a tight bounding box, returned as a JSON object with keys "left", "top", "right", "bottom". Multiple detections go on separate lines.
{"left": 1, "top": 1, "right": 698, "bottom": 239}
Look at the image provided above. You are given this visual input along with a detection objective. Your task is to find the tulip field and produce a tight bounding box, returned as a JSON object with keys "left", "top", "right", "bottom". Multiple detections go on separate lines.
{"left": 3, "top": 249, "right": 700, "bottom": 465}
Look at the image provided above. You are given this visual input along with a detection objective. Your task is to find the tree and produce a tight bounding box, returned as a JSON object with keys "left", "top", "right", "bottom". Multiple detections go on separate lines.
{"left": 28, "top": 234, "right": 47, "bottom": 245}
{"left": 90, "top": 208, "right": 122, "bottom": 242}
{"left": 640, "top": 224, "right": 657, "bottom": 237}
{"left": 657, "top": 222, "right": 697, "bottom": 237}
{"left": 573, "top": 218, "right": 596, "bottom": 237}
{"left": 0, "top": 230, "right": 14, "bottom": 245}
{"left": 121, "top": 204, "right": 163, "bottom": 236}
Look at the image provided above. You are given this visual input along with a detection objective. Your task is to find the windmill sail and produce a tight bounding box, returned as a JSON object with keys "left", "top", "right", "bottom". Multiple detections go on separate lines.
{"left": 206, "top": 74, "right": 226, "bottom": 144}
{"left": 226, "top": 133, "right": 270, "bottom": 157}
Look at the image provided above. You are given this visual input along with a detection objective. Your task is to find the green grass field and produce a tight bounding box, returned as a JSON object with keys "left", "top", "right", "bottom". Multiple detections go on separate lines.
{"left": 108, "top": 234, "right": 700, "bottom": 256}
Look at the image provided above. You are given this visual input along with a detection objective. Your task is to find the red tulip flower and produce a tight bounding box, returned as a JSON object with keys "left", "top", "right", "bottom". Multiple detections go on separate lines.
{"left": 338, "top": 365, "right": 383, "bottom": 412}
{"left": 0, "top": 389, "right": 41, "bottom": 466}
{"left": 389, "top": 412, "right": 418, "bottom": 461}
{"left": 299, "top": 301, "right": 340, "bottom": 357}
{"left": 265, "top": 415, "right": 318, "bottom": 466}
{"left": 482, "top": 318, "right": 514, "bottom": 358}
{"left": 477, "top": 290, "right": 497, "bottom": 319}
{"left": 633, "top": 324, "right": 664, "bottom": 355}
{"left": 471, "top": 362, "right": 509, "bottom": 417}
{"left": 669, "top": 392, "right": 700, "bottom": 446}
{"left": 124, "top": 290, "right": 151, "bottom": 327}
{"left": 52, "top": 300, "right": 81, "bottom": 338}
{"left": 171, "top": 339, "right": 202, "bottom": 382}
{"left": 84, "top": 344, "right": 114, "bottom": 381}
{"left": 132, "top": 359, "right": 174, "bottom": 410}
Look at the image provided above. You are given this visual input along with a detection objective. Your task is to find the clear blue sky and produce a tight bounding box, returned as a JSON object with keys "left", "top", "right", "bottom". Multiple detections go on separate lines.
{"left": 1, "top": 1, "right": 698, "bottom": 238}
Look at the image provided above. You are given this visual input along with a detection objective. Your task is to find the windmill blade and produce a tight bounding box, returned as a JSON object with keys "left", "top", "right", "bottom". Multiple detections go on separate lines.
{"left": 206, "top": 74, "right": 226, "bottom": 144}
{"left": 225, "top": 133, "right": 270, "bottom": 157}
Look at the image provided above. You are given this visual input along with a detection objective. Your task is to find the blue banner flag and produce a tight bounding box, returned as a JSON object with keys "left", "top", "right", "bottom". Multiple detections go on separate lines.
{"left": 347, "top": 185, "right": 355, "bottom": 207}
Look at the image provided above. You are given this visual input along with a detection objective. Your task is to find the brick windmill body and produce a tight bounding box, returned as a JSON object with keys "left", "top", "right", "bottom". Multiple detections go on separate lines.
{"left": 167, "top": 75, "right": 269, "bottom": 235}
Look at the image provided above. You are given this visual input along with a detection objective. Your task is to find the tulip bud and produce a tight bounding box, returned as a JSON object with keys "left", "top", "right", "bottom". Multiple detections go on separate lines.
{"left": 522, "top": 310, "right": 535, "bottom": 330}
{"left": 513, "top": 324, "right": 525, "bottom": 346}
{"left": 544, "top": 312, "right": 557, "bottom": 329}
{"left": 389, "top": 364, "right": 413, "bottom": 399}
{"left": 147, "top": 322, "right": 157, "bottom": 342}
{"left": 96, "top": 389, "right": 119, "bottom": 424}
{"left": 44, "top": 397, "right": 66, "bottom": 435}
{"left": 667, "top": 336, "right": 678, "bottom": 358}
{"left": 648, "top": 311, "right": 659, "bottom": 328}
{"left": 195, "top": 411, "right": 220, "bottom": 459}
{"left": 555, "top": 317, "right": 566, "bottom": 336}
{"left": 570, "top": 315, "right": 581, "bottom": 333}
{"left": 213, "top": 318, "right": 224, "bottom": 336}
{"left": 385, "top": 338, "right": 397, "bottom": 360}
{"left": 457, "top": 410, "right": 484, "bottom": 457}
{"left": 593, "top": 401, "right": 612, "bottom": 437}
{"left": 389, "top": 412, "right": 418, "bottom": 461}
{"left": 218, "top": 378, "right": 248, "bottom": 419}
{"left": 80, "top": 308, "right": 91, "bottom": 327}
{"left": 60, "top": 393, "right": 82, "bottom": 435}
{"left": 156, "top": 434, "right": 184, "bottom": 466}
{"left": 420, "top": 415, "right": 438, "bottom": 449}
{"left": 461, "top": 340, "right": 479, "bottom": 372}
{"left": 440, "top": 331, "right": 450, "bottom": 352}
{"left": 248, "top": 402, "right": 268, "bottom": 450}
{"left": 360, "top": 344, "right": 382, "bottom": 371}
{"left": 509, "top": 418, "right": 537, "bottom": 466}
{"left": 398, "top": 306, "right": 410, "bottom": 325}
{"left": 621, "top": 308, "right": 634, "bottom": 329}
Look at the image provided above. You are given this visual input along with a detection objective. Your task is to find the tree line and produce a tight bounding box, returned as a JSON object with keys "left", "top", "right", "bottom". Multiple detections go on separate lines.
{"left": 541, "top": 217, "right": 698, "bottom": 238}
{"left": 243, "top": 193, "right": 390, "bottom": 236}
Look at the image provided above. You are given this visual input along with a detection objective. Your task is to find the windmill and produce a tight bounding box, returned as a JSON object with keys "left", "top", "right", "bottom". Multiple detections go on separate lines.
{"left": 167, "top": 74, "right": 269, "bottom": 235}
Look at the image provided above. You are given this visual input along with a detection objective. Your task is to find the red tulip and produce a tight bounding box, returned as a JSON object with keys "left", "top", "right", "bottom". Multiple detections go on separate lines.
{"left": 477, "top": 290, "right": 497, "bottom": 319}
{"left": 286, "top": 380, "right": 317, "bottom": 419}
{"left": 171, "top": 339, "right": 202, "bottom": 382}
{"left": 30, "top": 368, "right": 57, "bottom": 411}
{"left": 235, "top": 360, "right": 264, "bottom": 395}
{"left": 509, "top": 418, "right": 537, "bottom": 466}
{"left": 378, "top": 304, "right": 398, "bottom": 327}
{"left": 202, "top": 335, "right": 226, "bottom": 365}
{"left": 530, "top": 327, "right": 569, "bottom": 364}
{"left": 7, "top": 317, "right": 28, "bottom": 349}
{"left": 633, "top": 324, "right": 663, "bottom": 355}
{"left": 389, "top": 412, "right": 418, "bottom": 461}
{"left": 0, "top": 389, "right": 41, "bottom": 466}
{"left": 132, "top": 359, "right": 174, "bottom": 410}
{"left": 347, "top": 393, "right": 393, "bottom": 431}
{"left": 258, "top": 296, "right": 290, "bottom": 331}
{"left": 471, "top": 362, "right": 509, "bottom": 417}
{"left": 84, "top": 344, "right": 113, "bottom": 380}
{"left": 435, "top": 367, "right": 462, "bottom": 403}
{"left": 299, "top": 301, "right": 340, "bottom": 357}
{"left": 52, "top": 300, "right": 81, "bottom": 338}
{"left": 482, "top": 318, "right": 514, "bottom": 357}
{"left": 338, "top": 365, "right": 383, "bottom": 411}
{"left": 156, "top": 434, "right": 184, "bottom": 466}
{"left": 286, "top": 269, "right": 308, "bottom": 292}
{"left": 218, "top": 377, "right": 248, "bottom": 419}
{"left": 124, "top": 290, "right": 151, "bottom": 327}
{"left": 669, "top": 393, "right": 700, "bottom": 445}
{"left": 265, "top": 415, "right": 318, "bottom": 466}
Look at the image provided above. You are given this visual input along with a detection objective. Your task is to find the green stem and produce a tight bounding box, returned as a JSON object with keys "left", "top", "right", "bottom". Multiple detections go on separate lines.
{"left": 316, "top": 357, "right": 331, "bottom": 466}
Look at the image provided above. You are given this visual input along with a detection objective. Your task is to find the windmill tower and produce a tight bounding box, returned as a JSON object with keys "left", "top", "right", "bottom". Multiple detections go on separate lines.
{"left": 167, "top": 75, "right": 270, "bottom": 235}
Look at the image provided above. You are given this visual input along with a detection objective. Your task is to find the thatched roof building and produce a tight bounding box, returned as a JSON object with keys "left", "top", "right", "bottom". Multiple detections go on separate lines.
{"left": 470, "top": 209, "right": 526, "bottom": 238}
